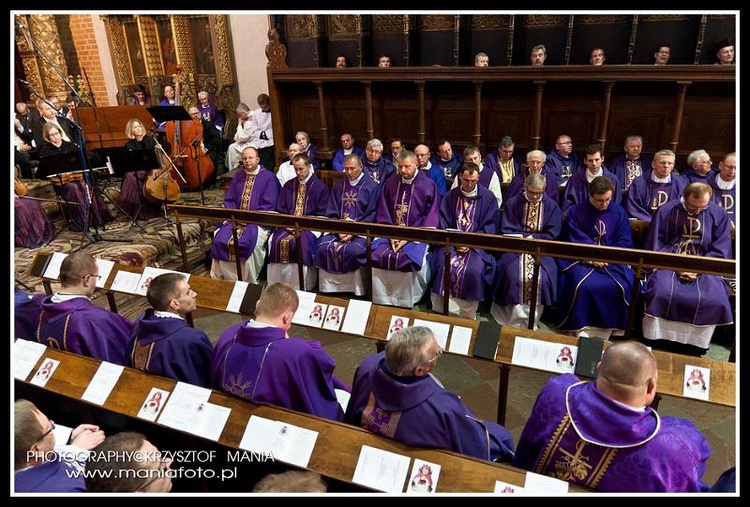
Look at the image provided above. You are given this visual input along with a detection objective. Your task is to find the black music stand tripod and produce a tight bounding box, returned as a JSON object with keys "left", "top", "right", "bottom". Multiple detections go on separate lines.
{"left": 107, "top": 149, "right": 161, "bottom": 233}
{"left": 35, "top": 151, "right": 94, "bottom": 250}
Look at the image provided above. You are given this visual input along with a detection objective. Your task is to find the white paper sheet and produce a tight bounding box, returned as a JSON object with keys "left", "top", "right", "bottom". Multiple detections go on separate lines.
{"left": 292, "top": 298, "right": 318, "bottom": 326}
{"left": 412, "top": 319, "right": 450, "bottom": 350}
{"left": 351, "top": 445, "right": 411, "bottom": 493}
{"left": 157, "top": 382, "right": 230, "bottom": 441}
{"left": 110, "top": 270, "right": 142, "bottom": 294}
{"left": 13, "top": 339, "right": 47, "bottom": 380}
{"left": 30, "top": 357, "right": 61, "bottom": 387}
{"left": 80, "top": 362, "right": 125, "bottom": 405}
{"left": 340, "top": 300, "right": 372, "bottom": 336}
{"left": 523, "top": 471, "right": 570, "bottom": 493}
{"left": 448, "top": 325, "right": 472, "bottom": 355}
{"left": 239, "top": 415, "right": 319, "bottom": 468}
{"left": 225, "top": 281, "right": 249, "bottom": 313}
{"left": 511, "top": 336, "right": 578, "bottom": 374}
{"left": 42, "top": 251, "right": 68, "bottom": 279}
{"left": 135, "top": 267, "right": 188, "bottom": 296}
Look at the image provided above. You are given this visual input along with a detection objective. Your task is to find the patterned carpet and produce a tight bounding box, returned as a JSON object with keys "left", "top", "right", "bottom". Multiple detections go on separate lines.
{"left": 14, "top": 176, "right": 226, "bottom": 311}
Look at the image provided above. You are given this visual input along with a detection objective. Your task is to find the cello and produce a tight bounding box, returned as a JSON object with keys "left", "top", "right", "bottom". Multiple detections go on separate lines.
{"left": 164, "top": 66, "right": 215, "bottom": 190}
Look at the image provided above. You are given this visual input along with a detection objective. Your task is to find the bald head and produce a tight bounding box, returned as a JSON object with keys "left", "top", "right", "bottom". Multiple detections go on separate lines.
{"left": 595, "top": 341, "right": 658, "bottom": 408}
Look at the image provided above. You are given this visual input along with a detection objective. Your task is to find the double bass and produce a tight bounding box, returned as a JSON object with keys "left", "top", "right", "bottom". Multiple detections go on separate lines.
{"left": 164, "top": 66, "right": 215, "bottom": 190}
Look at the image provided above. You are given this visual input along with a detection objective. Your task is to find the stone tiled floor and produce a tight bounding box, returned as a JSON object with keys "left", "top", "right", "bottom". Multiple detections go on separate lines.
{"left": 192, "top": 303, "right": 737, "bottom": 488}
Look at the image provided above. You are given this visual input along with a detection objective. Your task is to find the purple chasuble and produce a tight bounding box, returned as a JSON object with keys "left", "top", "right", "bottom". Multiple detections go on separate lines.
{"left": 15, "top": 289, "right": 45, "bottom": 341}
{"left": 431, "top": 185, "right": 498, "bottom": 301}
{"left": 269, "top": 174, "right": 329, "bottom": 265}
{"left": 563, "top": 168, "right": 622, "bottom": 216}
{"left": 643, "top": 200, "right": 733, "bottom": 326}
{"left": 313, "top": 174, "right": 381, "bottom": 273}
{"left": 608, "top": 154, "right": 652, "bottom": 191}
{"left": 128, "top": 309, "right": 214, "bottom": 387}
{"left": 707, "top": 172, "right": 735, "bottom": 228}
{"left": 371, "top": 171, "right": 440, "bottom": 271}
{"left": 210, "top": 322, "right": 349, "bottom": 421}
{"left": 495, "top": 193, "right": 562, "bottom": 306}
{"left": 555, "top": 201, "right": 635, "bottom": 333}
{"left": 14, "top": 197, "right": 56, "bottom": 248}
{"left": 344, "top": 352, "right": 515, "bottom": 462}
{"left": 513, "top": 374, "right": 711, "bottom": 492}
{"left": 210, "top": 167, "right": 280, "bottom": 262}
{"left": 35, "top": 296, "right": 133, "bottom": 364}
{"left": 14, "top": 457, "right": 87, "bottom": 493}
{"left": 625, "top": 170, "right": 686, "bottom": 221}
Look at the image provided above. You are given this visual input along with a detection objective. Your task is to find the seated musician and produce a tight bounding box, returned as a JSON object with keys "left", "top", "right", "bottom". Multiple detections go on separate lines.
{"left": 14, "top": 167, "right": 56, "bottom": 249}
{"left": 38, "top": 123, "right": 113, "bottom": 232}
{"left": 117, "top": 118, "right": 163, "bottom": 220}
{"left": 188, "top": 106, "right": 222, "bottom": 182}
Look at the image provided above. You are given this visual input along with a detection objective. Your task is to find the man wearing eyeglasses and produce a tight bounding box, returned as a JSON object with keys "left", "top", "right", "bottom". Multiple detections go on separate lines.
{"left": 642, "top": 182, "right": 733, "bottom": 352}
{"left": 29, "top": 252, "right": 133, "bottom": 364}
{"left": 544, "top": 134, "right": 583, "bottom": 189}
{"left": 345, "top": 326, "right": 515, "bottom": 462}
{"left": 14, "top": 399, "right": 105, "bottom": 492}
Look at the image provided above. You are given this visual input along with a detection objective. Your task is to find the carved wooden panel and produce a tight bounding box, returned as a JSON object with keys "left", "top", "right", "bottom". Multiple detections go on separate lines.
{"left": 514, "top": 15, "right": 569, "bottom": 65}
{"left": 570, "top": 15, "right": 632, "bottom": 65}
{"left": 632, "top": 15, "right": 701, "bottom": 65}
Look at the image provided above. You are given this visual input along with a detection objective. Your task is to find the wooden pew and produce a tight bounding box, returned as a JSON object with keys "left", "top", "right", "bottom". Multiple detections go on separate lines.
{"left": 25, "top": 252, "right": 737, "bottom": 417}
{"left": 15, "top": 347, "right": 591, "bottom": 493}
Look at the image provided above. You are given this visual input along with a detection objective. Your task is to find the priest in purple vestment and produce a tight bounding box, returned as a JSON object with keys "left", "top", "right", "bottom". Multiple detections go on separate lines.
{"left": 708, "top": 152, "right": 736, "bottom": 229}
{"left": 680, "top": 148, "right": 719, "bottom": 184}
{"left": 127, "top": 273, "right": 213, "bottom": 387}
{"left": 431, "top": 163, "right": 499, "bottom": 319}
{"left": 625, "top": 149, "right": 686, "bottom": 221}
{"left": 608, "top": 135, "right": 652, "bottom": 191}
{"left": 332, "top": 132, "right": 365, "bottom": 172}
{"left": 642, "top": 183, "right": 733, "bottom": 349}
{"left": 209, "top": 146, "right": 281, "bottom": 283}
{"left": 313, "top": 154, "right": 380, "bottom": 274}
{"left": 371, "top": 150, "right": 440, "bottom": 272}
{"left": 513, "top": 341, "right": 711, "bottom": 492}
{"left": 556, "top": 177, "right": 635, "bottom": 339}
{"left": 32, "top": 252, "right": 133, "bottom": 364}
{"left": 344, "top": 327, "right": 515, "bottom": 462}
{"left": 545, "top": 134, "right": 584, "bottom": 186}
{"left": 268, "top": 153, "right": 330, "bottom": 287}
{"left": 492, "top": 173, "right": 563, "bottom": 329}
{"left": 449, "top": 146, "right": 503, "bottom": 209}
{"left": 506, "top": 149, "right": 560, "bottom": 204}
{"left": 483, "top": 135, "right": 524, "bottom": 184}
{"left": 211, "top": 283, "right": 350, "bottom": 422}
{"left": 14, "top": 287, "right": 45, "bottom": 341}
{"left": 362, "top": 138, "right": 395, "bottom": 187}
{"left": 15, "top": 399, "right": 105, "bottom": 493}
{"left": 562, "top": 144, "right": 622, "bottom": 217}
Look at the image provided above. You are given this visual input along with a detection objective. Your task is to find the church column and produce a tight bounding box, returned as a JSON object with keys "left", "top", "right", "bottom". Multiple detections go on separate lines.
{"left": 473, "top": 81, "right": 483, "bottom": 148}
{"left": 416, "top": 80, "right": 426, "bottom": 144}
{"left": 363, "top": 80, "right": 374, "bottom": 140}
{"left": 597, "top": 81, "right": 615, "bottom": 150}
{"left": 531, "top": 80, "right": 545, "bottom": 150}
{"left": 314, "top": 80, "right": 331, "bottom": 153}
{"left": 669, "top": 81, "right": 691, "bottom": 154}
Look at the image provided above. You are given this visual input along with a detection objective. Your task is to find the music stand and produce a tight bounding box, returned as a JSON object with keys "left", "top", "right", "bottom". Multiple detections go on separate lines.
{"left": 36, "top": 151, "right": 90, "bottom": 247}
{"left": 147, "top": 105, "right": 193, "bottom": 124}
{"left": 108, "top": 149, "right": 161, "bottom": 232}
